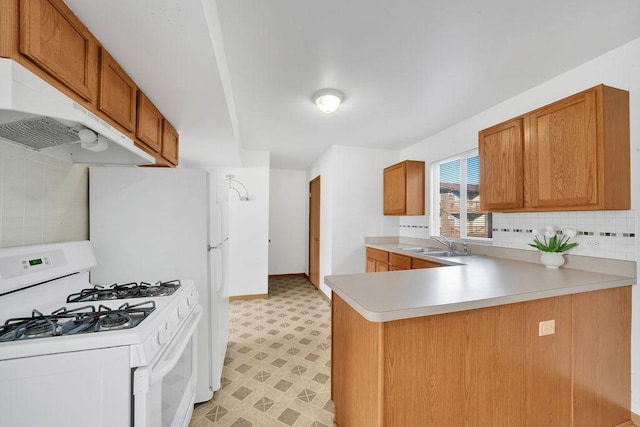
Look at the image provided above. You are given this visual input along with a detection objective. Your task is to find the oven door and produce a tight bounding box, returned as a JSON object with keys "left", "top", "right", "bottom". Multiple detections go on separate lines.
{"left": 133, "top": 305, "right": 202, "bottom": 427}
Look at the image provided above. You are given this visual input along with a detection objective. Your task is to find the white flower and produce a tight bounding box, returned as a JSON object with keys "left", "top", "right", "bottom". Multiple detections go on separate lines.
{"left": 544, "top": 225, "right": 556, "bottom": 238}
{"left": 563, "top": 228, "right": 577, "bottom": 238}
{"left": 531, "top": 228, "right": 540, "bottom": 237}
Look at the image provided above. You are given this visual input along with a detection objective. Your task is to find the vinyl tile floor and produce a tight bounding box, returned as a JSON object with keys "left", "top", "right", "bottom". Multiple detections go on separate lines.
{"left": 190, "top": 276, "right": 334, "bottom": 427}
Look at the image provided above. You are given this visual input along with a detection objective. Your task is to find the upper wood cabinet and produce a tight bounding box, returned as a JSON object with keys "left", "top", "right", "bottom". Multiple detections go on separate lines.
{"left": 0, "top": 0, "right": 180, "bottom": 166}
{"left": 19, "top": 0, "right": 98, "bottom": 102}
{"left": 479, "top": 117, "right": 524, "bottom": 210}
{"left": 479, "top": 85, "right": 629, "bottom": 212}
{"left": 161, "top": 119, "right": 179, "bottom": 166}
{"left": 383, "top": 160, "right": 425, "bottom": 215}
{"left": 98, "top": 48, "right": 137, "bottom": 132}
{"left": 136, "top": 91, "right": 163, "bottom": 153}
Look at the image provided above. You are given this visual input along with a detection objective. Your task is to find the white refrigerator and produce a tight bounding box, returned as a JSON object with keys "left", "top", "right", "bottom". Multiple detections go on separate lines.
{"left": 89, "top": 166, "right": 230, "bottom": 403}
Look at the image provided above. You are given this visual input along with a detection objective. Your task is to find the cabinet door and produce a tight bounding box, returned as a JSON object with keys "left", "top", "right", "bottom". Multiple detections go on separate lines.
{"left": 376, "top": 262, "right": 389, "bottom": 272}
{"left": 162, "top": 119, "right": 179, "bottom": 165}
{"left": 136, "top": 91, "right": 163, "bottom": 153}
{"left": 99, "top": 48, "right": 137, "bottom": 132}
{"left": 479, "top": 118, "right": 524, "bottom": 210}
{"left": 383, "top": 162, "right": 407, "bottom": 215}
{"left": 526, "top": 89, "right": 598, "bottom": 208}
{"left": 366, "top": 257, "right": 377, "bottom": 273}
{"left": 383, "top": 161, "right": 425, "bottom": 215}
{"left": 19, "top": 0, "right": 96, "bottom": 101}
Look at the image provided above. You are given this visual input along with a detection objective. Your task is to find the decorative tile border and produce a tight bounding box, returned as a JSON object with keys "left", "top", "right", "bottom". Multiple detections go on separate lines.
{"left": 492, "top": 228, "right": 635, "bottom": 239}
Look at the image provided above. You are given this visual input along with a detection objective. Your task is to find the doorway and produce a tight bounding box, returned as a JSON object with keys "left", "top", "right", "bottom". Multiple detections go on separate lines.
{"left": 309, "top": 176, "right": 320, "bottom": 289}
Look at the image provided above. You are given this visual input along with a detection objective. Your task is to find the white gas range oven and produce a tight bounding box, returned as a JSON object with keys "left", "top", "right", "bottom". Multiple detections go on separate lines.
{"left": 0, "top": 241, "right": 202, "bottom": 427}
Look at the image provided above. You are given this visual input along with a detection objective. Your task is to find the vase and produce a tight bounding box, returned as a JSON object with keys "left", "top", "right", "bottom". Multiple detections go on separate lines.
{"left": 540, "top": 252, "right": 565, "bottom": 269}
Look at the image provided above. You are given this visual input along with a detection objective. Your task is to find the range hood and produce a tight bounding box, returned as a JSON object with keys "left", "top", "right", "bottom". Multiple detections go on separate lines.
{"left": 0, "top": 58, "right": 155, "bottom": 165}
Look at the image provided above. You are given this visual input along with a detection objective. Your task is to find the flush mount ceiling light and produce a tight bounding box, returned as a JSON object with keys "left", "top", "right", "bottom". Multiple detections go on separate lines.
{"left": 313, "top": 89, "right": 344, "bottom": 113}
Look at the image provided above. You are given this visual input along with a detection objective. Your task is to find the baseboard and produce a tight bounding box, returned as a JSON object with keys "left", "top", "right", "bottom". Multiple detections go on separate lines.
{"left": 617, "top": 413, "right": 640, "bottom": 427}
{"left": 268, "top": 273, "right": 308, "bottom": 279}
{"left": 229, "top": 293, "right": 268, "bottom": 301}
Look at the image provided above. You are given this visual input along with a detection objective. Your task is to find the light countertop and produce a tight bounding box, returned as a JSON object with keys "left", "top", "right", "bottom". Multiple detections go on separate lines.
{"left": 324, "top": 242, "right": 636, "bottom": 322}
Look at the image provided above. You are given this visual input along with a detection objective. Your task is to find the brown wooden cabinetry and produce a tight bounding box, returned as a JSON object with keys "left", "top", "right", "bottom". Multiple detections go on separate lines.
{"left": 479, "top": 85, "right": 630, "bottom": 212}
{"left": 18, "top": 0, "right": 98, "bottom": 102}
{"left": 366, "top": 248, "right": 441, "bottom": 272}
{"left": 388, "top": 253, "right": 411, "bottom": 271}
{"left": 0, "top": 0, "right": 180, "bottom": 166}
{"left": 478, "top": 117, "right": 524, "bottom": 210}
{"left": 332, "top": 286, "right": 631, "bottom": 427}
{"left": 411, "top": 258, "right": 440, "bottom": 269}
{"left": 136, "top": 91, "right": 163, "bottom": 154}
{"left": 383, "top": 160, "right": 425, "bottom": 215}
{"left": 161, "top": 119, "right": 179, "bottom": 166}
{"left": 366, "top": 248, "right": 389, "bottom": 273}
{"left": 98, "top": 48, "right": 137, "bottom": 132}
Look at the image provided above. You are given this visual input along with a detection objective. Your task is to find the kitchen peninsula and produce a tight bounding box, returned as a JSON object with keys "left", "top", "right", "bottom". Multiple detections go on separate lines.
{"left": 325, "top": 248, "right": 635, "bottom": 427}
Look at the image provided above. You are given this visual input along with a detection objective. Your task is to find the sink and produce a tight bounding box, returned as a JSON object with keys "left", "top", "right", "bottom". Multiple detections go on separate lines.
{"left": 432, "top": 251, "right": 471, "bottom": 258}
{"left": 399, "top": 247, "right": 444, "bottom": 253}
{"left": 399, "top": 247, "right": 470, "bottom": 258}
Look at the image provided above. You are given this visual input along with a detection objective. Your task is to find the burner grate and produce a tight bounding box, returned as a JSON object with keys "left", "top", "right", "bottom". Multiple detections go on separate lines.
{"left": 0, "top": 301, "right": 156, "bottom": 342}
{"left": 66, "top": 280, "right": 181, "bottom": 303}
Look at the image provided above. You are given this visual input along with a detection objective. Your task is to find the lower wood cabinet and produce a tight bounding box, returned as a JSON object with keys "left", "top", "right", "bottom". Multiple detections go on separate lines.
{"left": 331, "top": 286, "right": 631, "bottom": 427}
{"left": 366, "top": 248, "right": 389, "bottom": 272}
{"left": 366, "top": 248, "right": 441, "bottom": 272}
{"left": 389, "top": 253, "right": 411, "bottom": 271}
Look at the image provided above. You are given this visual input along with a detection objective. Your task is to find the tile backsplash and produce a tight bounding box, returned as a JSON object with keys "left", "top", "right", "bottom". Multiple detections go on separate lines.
{"left": 398, "top": 210, "right": 636, "bottom": 261}
{"left": 492, "top": 210, "right": 636, "bottom": 261}
{"left": 0, "top": 140, "right": 89, "bottom": 248}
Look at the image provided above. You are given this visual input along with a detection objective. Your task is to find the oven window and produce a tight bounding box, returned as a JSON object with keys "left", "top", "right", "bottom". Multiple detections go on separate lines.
{"left": 161, "top": 336, "right": 193, "bottom": 426}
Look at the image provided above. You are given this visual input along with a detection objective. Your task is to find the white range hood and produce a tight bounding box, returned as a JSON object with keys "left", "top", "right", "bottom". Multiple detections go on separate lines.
{"left": 0, "top": 58, "right": 154, "bottom": 165}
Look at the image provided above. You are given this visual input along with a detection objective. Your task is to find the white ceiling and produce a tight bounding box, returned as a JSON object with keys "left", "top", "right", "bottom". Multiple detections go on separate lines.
{"left": 65, "top": 0, "right": 640, "bottom": 170}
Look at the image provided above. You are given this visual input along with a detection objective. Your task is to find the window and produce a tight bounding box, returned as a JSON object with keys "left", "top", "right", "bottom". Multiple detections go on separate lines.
{"left": 431, "top": 149, "right": 492, "bottom": 240}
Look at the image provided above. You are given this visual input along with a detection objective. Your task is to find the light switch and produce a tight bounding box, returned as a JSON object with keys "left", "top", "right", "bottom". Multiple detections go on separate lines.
{"left": 539, "top": 319, "right": 555, "bottom": 336}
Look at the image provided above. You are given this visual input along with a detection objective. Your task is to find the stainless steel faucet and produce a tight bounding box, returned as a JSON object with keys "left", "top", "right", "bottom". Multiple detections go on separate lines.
{"left": 430, "top": 235, "right": 453, "bottom": 251}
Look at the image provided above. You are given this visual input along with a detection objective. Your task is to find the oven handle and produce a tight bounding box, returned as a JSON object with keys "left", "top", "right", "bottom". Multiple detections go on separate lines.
{"left": 133, "top": 305, "right": 202, "bottom": 395}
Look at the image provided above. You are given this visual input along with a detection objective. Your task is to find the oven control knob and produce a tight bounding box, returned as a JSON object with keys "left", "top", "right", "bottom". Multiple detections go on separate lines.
{"left": 178, "top": 304, "right": 188, "bottom": 319}
{"left": 158, "top": 329, "right": 171, "bottom": 345}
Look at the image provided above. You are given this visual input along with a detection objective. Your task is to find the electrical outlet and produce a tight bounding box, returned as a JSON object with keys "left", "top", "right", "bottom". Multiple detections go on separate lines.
{"left": 539, "top": 320, "right": 555, "bottom": 336}
{"left": 584, "top": 238, "right": 601, "bottom": 248}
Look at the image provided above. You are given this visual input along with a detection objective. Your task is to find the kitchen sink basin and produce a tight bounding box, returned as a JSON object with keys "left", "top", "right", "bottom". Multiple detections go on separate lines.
{"left": 399, "top": 247, "right": 444, "bottom": 253}
{"left": 399, "top": 247, "right": 470, "bottom": 258}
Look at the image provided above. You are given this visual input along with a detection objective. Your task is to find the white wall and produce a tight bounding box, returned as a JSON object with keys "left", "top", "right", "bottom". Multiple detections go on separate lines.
{"left": 268, "top": 169, "right": 307, "bottom": 275}
{"left": 225, "top": 150, "right": 270, "bottom": 297}
{"left": 400, "top": 36, "right": 640, "bottom": 414}
{"left": 307, "top": 145, "right": 400, "bottom": 298}
{"left": 0, "top": 140, "right": 88, "bottom": 248}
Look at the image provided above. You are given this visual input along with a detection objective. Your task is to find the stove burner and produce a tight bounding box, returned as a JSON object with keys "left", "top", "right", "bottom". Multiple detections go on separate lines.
{"left": 97, "top": 312, "right": 131, "bottom": 330}
{"left": 66, "top": 280, "right": 181, "bottom": 303}
{"left": 0, "top": 301, "right": 155, "bottom": 342}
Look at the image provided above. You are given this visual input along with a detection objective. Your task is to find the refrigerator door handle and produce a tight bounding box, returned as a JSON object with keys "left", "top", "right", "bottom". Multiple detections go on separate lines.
{"left": 207, "top": 238, "right": 229, "bottom": 252}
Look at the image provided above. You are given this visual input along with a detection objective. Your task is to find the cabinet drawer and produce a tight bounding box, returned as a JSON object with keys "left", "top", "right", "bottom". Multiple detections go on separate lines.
{"left": 411, "top": 258, "right": 440, "bottom": 269}
{"left": 366, "top": 248, "right": 388, "bottom": 263}
{"left": 389, "top": 253, "right": 411, "bottom": 270}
